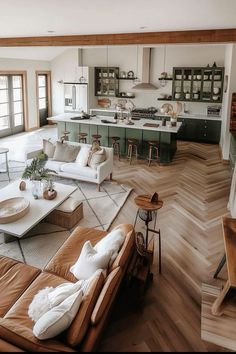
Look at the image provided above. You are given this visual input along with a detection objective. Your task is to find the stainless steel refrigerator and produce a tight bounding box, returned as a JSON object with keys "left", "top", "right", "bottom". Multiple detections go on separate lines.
{"left": 64, "top": 83, "right": 88, "bottom": 113}
{"left": 64, "top": 67, "right": 95, "bottom": 114}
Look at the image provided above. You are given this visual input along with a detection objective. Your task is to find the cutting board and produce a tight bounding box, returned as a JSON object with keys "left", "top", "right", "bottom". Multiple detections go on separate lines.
{"left": 143, "top": 123, "right": 159, "bottom": 128}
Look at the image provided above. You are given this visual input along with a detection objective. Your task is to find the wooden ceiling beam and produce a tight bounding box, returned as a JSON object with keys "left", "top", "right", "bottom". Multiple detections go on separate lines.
{"left": 0, "top": 28, "right": 236, "bottom": 47}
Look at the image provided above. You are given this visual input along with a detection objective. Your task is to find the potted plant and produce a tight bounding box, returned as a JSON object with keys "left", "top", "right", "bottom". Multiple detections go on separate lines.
{"left": 43, "top": 179, "right": 57, "bottom": 200}
{"left": 22, "top": 154, "right": 56, "bottom": 199}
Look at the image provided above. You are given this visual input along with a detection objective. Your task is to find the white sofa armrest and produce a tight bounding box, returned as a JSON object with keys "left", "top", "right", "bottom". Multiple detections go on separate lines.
{"left": 26, "top": 148, "right": 43, "bottom": 160}
{"left": 97, "top": 150, "right": 113, "bottom": 184}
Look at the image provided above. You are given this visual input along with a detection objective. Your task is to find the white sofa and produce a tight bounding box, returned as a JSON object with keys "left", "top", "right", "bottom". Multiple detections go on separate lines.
{"left": 26, "top": 141, "right": 113, "bottom": 191}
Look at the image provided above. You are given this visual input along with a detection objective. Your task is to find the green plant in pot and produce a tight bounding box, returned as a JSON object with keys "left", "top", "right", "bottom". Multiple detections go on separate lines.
{"left": 22, "top": 153, "right": 56, "bottom": 199}
{"left": 43, "top": 178, "right": 57, "bottom": 200}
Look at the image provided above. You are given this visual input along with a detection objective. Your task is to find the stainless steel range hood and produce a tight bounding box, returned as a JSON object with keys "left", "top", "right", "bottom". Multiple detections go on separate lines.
{"left": 132, "top": 47, "right": 158, "bottom": 90}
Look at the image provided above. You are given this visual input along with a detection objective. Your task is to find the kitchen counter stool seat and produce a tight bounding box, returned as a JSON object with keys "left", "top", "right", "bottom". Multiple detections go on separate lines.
{"left": 111, "top": 136, "right": 120, "bottom": 160}
{"left": 127, "top": 138, "right": 138, "bottom": 165}
{"left": 92, "top": 134, "right": 102, "bottom": 145}
{"left": 147, "top": 140, "right": 159, "bottom": 166}
{"left": 61, "top": 130, "right": 70, "bottom": 142}
{"left": 78, "top": 132, "right": 88, "bottom": 144}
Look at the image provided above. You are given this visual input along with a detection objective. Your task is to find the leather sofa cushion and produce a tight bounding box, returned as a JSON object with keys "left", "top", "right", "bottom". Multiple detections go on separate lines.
{"left": 44, "top": 226, "right": 107, "bottom": 282}
{"left": 0, "top": 338, "right": 24, "bottom": 352}
{"left": 2, "top": 272, "right": 76, "bottom": 352}
{"left": 91, "top": 267, "right": 122, "bottom": 326}
{"left": 109, "top": 224, "right": 135, "bottom": 272}
{"left": 0, "top": 319, "right": 76, "bottom": 352}
{"left": 66, "top": 270, "right": 104, "bottom": 347}
{"left": 60, "top": 163, "right": 97, "bottom": 179}
{"left": 0, "top": 256, "right": 20, "bottom": 276}
{"left": 0, "top": 256, "right": 40, "bottom": 317}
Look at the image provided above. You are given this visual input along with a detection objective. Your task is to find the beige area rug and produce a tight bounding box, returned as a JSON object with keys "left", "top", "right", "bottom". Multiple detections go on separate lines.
{"left": 0, "top": 161, "right": 132, "bottom": 269}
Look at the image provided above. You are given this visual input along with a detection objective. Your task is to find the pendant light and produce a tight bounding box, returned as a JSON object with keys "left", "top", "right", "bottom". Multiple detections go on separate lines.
{"left": 133, "top": 45, "right": 140, "bottom": 85}
{"left": 78, "top": 48, "right": 86, "bottom": 83}
{"left": 160, "top": 45, "right": 167, "bottom": 87}
{"left": 106, "top": 45, "right": 109, "bottom": 70}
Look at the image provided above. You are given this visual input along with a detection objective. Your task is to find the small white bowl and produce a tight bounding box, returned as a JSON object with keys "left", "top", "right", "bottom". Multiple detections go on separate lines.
{"left": 213, "top": 88, "right": 220, "bottom": 94}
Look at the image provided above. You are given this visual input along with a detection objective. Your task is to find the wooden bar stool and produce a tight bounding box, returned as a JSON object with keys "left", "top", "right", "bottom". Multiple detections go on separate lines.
{"left": 111, "top": 136, "right": 120, "bottom": 160}
{"left": 78, "top": 132, "right": 88, "bottom": 144}
{"left": 92, "top": 134, "right": 102, "bottom": 145}
{"left": 147, "top": 140, "right": 159, "bottom": 166}
{"left": 61, "top": 131, "right": 70, "bottom": 142}
{"left": 127, "top": 138, "right": 138, "bottom": 165}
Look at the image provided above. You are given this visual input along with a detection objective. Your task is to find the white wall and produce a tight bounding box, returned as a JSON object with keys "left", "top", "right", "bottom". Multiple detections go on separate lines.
{"left": 51, "top": 44, "right": 225, "bottom": 115}
{"left": 51, "top": 49, "right": 78, "bottom": 115}
{"left": 0, "top": 57, "right": 50, "bottom": 129}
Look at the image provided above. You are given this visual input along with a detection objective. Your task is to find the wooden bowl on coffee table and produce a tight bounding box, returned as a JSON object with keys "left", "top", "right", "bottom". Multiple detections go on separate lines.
{"left": 0, "top": 197, "right": 30, "bottom": 224}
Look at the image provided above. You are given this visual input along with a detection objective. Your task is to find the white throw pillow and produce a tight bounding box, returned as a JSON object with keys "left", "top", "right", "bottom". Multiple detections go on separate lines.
{"left": 75, "top": 146, "right": 90, "bottom": 167}
{"left": 28, "top": 286, "right": 54, "bottom": 323}
{"left": 33, "top": 290, "right": 83, "bottom": 340}
{"left": 70, "top": 241, "right": 112, "bottom": 280}
{"left": 28, "top": 271, "right": 102, "bottom": 323}
{"left": 88, "top": 148, "right": 106, "bottom": 170}
{"left": 48, "top": 281, "right": 84, "bottom": 308}
{"left": 94, "top": 228, "right": 125, "bottom": 264}
{"left": 94, "top": 229, "right": 125, "bottom": 264}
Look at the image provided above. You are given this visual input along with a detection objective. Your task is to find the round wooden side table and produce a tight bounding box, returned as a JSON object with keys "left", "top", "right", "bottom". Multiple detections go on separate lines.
{"left": 0, "top": 147, "right": 10, "bottom": 182}
{"left": 134, "top": 194, "right": 163, "bottom": 273}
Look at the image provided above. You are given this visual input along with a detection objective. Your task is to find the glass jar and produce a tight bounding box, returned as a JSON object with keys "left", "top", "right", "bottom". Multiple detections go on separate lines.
{"left": 31, "top": 180, "right": 42, "bottom": 199}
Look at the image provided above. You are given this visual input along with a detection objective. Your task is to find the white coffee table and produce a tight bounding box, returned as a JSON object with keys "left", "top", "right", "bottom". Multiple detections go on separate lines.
{"left": 0, "top": 179, "right": 77, "bottom": 242}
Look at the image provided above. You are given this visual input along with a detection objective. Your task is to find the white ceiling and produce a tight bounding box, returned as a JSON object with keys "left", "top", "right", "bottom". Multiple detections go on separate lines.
{"left": 0, "top": 0, "right": 235, "bottom": 62}
{"left": 0, "top": 0, "right": 236, "bottom": 38}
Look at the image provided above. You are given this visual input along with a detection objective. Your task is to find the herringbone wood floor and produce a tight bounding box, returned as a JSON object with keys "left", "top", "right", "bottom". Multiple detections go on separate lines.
{"left": 98, "top": 141, "right": 232, "bottom": 352}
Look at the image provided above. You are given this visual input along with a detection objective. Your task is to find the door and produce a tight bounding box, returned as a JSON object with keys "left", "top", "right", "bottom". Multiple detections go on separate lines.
{"left": 37, "top": 74, "right": 49, "bottom": 126}
{"left": 0, "top": 75, "right": 25, "bottom": 138}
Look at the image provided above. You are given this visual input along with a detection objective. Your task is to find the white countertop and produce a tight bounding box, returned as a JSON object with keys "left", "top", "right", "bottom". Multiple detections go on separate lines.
{"left": 48, "top": 113, "right": 182, "bottom": 133}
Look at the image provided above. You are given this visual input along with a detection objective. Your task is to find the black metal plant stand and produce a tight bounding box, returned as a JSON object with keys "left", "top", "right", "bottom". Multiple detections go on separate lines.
{"left": 134, "top": 209, "right": 162, "bottom": 274}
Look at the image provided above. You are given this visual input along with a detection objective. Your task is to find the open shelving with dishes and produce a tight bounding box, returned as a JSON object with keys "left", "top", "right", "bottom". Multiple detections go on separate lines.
{"left": 172, "top": 66, "right": 224, "bottom": 103}
{"left": 158, "top": 77, "right": 173, "bottom": 81}
{"left": 95, "top": 67, "right": 119, "bottom": 97}
{"left": 117, "top": 77, "right": 138, "bottom": 81}
{"left": 116, "top": 93, "right": 135, "bottom": 98}
{"left": 95, "top": 66, "right": 136, "bottom": 98}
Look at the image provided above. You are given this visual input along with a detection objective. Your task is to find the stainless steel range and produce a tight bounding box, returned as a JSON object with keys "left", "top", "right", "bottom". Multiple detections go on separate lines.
{"left": 131, "top": 107, "right": 158, "bottom": 120}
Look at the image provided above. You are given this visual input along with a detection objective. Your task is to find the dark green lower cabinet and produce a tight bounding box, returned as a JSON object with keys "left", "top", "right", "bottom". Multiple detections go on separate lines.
{"left": 196, "top": 120, "right": 221, "bottom": 143}
{"left": 176, "top": 118, "right": 221, "bottom": 144}
{"left": 58, "top": 122, "right": 177, "bottom": 164}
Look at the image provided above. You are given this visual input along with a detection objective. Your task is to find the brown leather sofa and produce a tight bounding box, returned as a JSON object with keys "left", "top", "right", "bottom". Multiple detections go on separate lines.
{"left": 0, "top": 224, "right": 135, "bottom": 352}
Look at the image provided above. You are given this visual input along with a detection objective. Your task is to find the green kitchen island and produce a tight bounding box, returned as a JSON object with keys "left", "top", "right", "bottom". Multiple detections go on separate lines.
{"left": 48, "top": 114, "right": 182, "bottom": 164}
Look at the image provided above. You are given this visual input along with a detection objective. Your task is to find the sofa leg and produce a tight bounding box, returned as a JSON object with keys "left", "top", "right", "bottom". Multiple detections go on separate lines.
{"left": 97, "top": 184, "right": 101, "bottom": 192}
{"left": 110, "top": 173, "right": 113, "bottom": 181}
